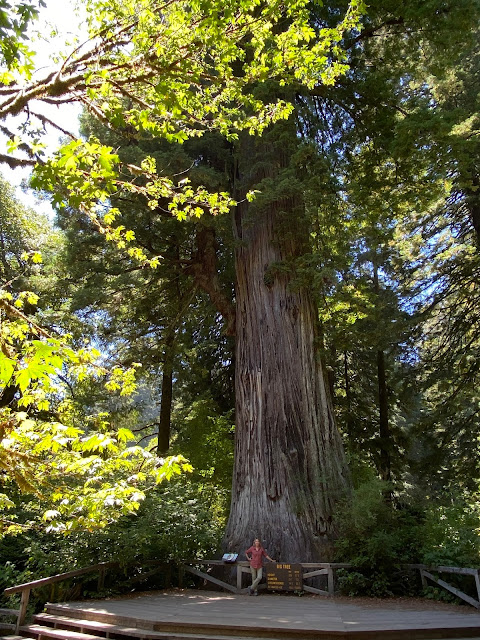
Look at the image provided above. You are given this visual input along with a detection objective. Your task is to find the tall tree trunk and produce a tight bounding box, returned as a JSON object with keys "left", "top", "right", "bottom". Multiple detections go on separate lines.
{"left": 157, "top": 332, "right": 174, "bottom": 455}
{"left": 223, "top": 124, "right": 351, "bottom": 561}
{"left": 344, "top": 351, "right": 353, "bottom": 434}
{"left": 373, "top": 261, "right": 392, "bottom": 485}
{"left": 466, "top": 176, "right": 480, "bottom": 248}
{"left": 376, "top": 348, "right": 391, "bottom": 483}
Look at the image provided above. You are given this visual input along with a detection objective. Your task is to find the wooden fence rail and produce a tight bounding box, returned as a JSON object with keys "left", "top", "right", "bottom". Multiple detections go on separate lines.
{"left": 3, "top": 559, "right": 480, "bottom": 634}
{"left": 3, "top": 561, "right": 120, "bottom": 634}
{"left": 179, "top": 560, "right": 353, "bottom": 596}
{"left": 405, "top": 564, "right": 480, "bottom": 609}
{"left": 1, "top": 560, "right": 170, "bottom": 633}
{"left": 181, "top": 561, "right": 480, "bottom": 606}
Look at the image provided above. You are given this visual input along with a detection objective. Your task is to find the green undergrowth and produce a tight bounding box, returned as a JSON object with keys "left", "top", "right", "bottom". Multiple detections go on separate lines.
{"left": 334, "top": 476, "right": 480, "bottom": 601}
{"left": 0, "top": 477, "right": 226, "bottom": 613}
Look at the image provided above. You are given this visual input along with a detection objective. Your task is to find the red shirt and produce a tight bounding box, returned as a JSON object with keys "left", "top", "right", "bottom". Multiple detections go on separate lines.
{"left": 246, "top": 545, "right": 268, "bottom": 569}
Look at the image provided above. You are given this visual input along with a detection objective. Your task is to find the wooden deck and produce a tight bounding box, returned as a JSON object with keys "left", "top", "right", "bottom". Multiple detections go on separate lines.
{"left": 44, "top": 589, "right": 480, "bottom": 640}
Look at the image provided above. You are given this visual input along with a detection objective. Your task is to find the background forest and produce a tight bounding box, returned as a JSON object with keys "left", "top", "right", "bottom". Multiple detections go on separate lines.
{"left": 1, "top": 0, "right": 480, "bottom": 607}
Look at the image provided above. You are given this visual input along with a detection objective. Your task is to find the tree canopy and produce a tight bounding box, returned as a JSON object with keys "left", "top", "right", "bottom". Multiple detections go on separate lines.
{"left": 1, "top": 0, "right": 480, "bottom": 598}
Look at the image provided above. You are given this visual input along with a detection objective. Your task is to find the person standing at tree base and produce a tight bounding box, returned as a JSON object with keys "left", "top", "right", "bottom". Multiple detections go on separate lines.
{"left": 245, "top": 538, "right": 275, "bottom": 596}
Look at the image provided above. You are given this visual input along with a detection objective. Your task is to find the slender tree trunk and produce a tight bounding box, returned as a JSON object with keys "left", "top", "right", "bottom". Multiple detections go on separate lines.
{"left": 188, "top": 224, "right": 236, "bottom": 336}
{"left": 373, "top": 261, "right": 392, "bottom": 485}
{"left": 0, "top": 383, "right": 18, "bottom": 408}
{"left": 344, "top": 351, "right": 353, "bottom": 433}
{"left": 157, "top": 332, "right": 175, "bottom": 455}
{"left": 224, "top": 124, "right": 351, "bottom": 561}
{"left": 466, "top": 176, "right": 480, "bottom": 248}
{"left": 0, "top": 231, "right": 12, "bottom": 281}
{"left": 376, "top": 348, "right": 391, "bottom": 483}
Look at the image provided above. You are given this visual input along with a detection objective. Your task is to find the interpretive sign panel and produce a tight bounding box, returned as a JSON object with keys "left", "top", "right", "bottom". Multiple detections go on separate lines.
{"left": 266, "top": 563, "right": 303, "bottom": 591}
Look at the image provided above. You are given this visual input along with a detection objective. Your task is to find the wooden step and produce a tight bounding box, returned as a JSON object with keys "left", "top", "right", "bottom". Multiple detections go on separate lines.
{"left": 45, "top": 607, "right": 155, "bottom": 631}
{"left": 45, "top": 601, "right": 480, "bottom": 640}
{"left": 44, "top": 606, "right": 292, "bottom": 638}
{"left": 31, "top": 614, "right": 272, "bottom": 640}
{"left": 19, "top": 624, "right": 105, "bottom": 640}
{"left": 33, "top": 614, "right": 160, "bottom": 639}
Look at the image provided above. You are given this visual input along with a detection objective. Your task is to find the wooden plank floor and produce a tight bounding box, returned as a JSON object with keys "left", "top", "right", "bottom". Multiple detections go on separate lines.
{"left": 49, "top": 590, "right": 480, "bottom": 639}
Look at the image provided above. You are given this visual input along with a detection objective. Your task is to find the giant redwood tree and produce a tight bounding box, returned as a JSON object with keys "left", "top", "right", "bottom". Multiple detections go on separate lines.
{"left": 1, "top": 0, "right": 364, "bottom": 559}
{"left": 223, "top": 122, "right": 351, "bottom": 560}
{"left": 2, "top": 0, "right": 480, "bottom": 557}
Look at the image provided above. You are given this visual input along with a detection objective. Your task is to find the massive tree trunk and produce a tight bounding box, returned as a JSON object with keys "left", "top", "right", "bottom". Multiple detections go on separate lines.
{"left": 223, "top": 125, "right": 351, "bottom": 562}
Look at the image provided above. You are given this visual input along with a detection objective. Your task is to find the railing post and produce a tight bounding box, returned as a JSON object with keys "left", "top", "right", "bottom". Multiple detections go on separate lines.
{"left": 97, "top": 567, "right": 106, "bottom": 591}
{"left": 15, "top": 588, "right": 30, "bottom": 633}
{"left": 327, "top": 565, "right": 334, "bottom": 595}
{"left": 236, "top": 565, "right": 242, "bottom": 592}
{"left": 420, "top": 568, "right": 427, "bottom": 590}
{"left": 178, "top": 563, "right": 185, "bottom": 589}
{"left": 475, "top": 569, "right": 480, "bottom": 605}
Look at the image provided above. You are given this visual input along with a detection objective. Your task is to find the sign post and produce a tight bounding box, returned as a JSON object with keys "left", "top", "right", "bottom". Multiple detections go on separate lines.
{"left": 266, "top": 563, "right": 303, "bottom": 592}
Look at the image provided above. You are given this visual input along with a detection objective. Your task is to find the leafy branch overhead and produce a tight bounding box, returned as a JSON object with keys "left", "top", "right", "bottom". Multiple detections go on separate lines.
{"left": 1, "top": 0, "right": 365, "bottom": 229}
{"left": 1, "top": 0, "right": 365, "bottom": 126}
{"left": 0, "top": 285, "right": 192, "bottom": 536}
{"left": 0, "top": 0, "right": 368, "bottom": 538}
{"left": 0, "top": 0, "right": 46, "bottom": 76}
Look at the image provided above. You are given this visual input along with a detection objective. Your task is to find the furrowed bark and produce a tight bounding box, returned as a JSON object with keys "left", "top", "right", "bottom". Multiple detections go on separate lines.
{"left": 188, "top": 224, "right": 236, "bottom": 336}
{"left": 224, "top": 124, "right": 351, "bottom": 562}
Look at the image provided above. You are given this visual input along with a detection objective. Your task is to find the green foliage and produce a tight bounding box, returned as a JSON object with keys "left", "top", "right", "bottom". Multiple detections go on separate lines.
{"left": 0, "top": 477, "right": 225, "bottom": 610}
{"left": 335, "top": 477, "right": 422, "bottom": 596}
{"left": 92, "top": 480, "right": 225, "bottom": 566}
{"left": 172, "top": 397, "right": 234, "bottom": 488}
{"left": 14, "top": 0, "right": 365, "bottom": 277}
{"left": 1, "top": 0, "right": 365, "bottom": 176}
{"left": 420, "top": 497, "right": 480, "bottom": 568}
{"left": 0, "top": 284, "right": 193, "bottom": 535}
{"left": 335, "top": 477, "right": 480, "bottom": 600}
{"left": 31, "top": 141, "right": 236, "bottom": 262}
{"left": 416, "top": 496, "right": 480, "bottom": 603}
{"left": 0, "top": 174, "right": 51, "bottom": 288}
{"left": 0, "top": 0, "right": 44, "bottom": 79}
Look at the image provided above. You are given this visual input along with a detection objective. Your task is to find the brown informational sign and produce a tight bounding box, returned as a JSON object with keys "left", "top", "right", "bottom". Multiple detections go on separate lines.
{"left": 266, "top": 563, "right": 303, "bottom": 591}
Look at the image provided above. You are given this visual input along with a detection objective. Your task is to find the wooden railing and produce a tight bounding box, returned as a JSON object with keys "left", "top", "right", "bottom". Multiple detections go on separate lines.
{"left": 2, "top": 560, "right": 170, "bottom": 633}
{"left": 406, "top": 564, "right": 480, "bottom": 609}
{"left": 182, "top": 561, "right": 480, "bottom": 607}
{"left": 3, "top": 561, "right": 119, "bottom": 633}
{"left": 4, "top": 559, "right": 480, "bottom": 633}
{"left": 179, "top": 560, "right": 353, "bottom": 596}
